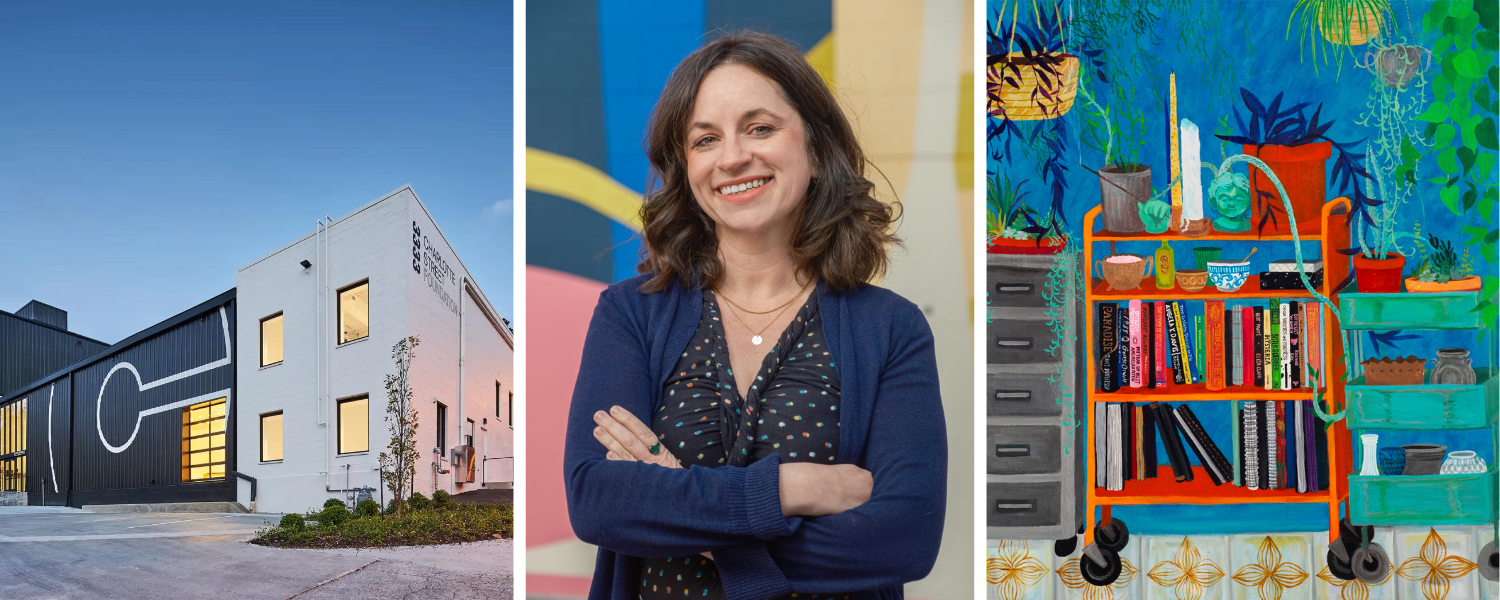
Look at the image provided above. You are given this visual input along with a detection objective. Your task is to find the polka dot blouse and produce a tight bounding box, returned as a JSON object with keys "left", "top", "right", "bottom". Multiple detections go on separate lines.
{"left": 637, "top": 291, "right": 842, "bottom": 600}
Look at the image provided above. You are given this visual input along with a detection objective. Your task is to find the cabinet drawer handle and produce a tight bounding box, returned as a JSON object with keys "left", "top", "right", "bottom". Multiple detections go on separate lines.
{"left": 995, "top": 338, "right": 1033, "bottom": 349}
{"left": 995, "top": 443, "right": 1031, "bottom": 458}
{"left": 995, "top": 282, "right": 1035, "bottom": 294}
{"left": 993, "top": 389, "right": 1032, "bottom": 401}
{"left": 994, "top": 499, "right": 1037, "bottom": 513}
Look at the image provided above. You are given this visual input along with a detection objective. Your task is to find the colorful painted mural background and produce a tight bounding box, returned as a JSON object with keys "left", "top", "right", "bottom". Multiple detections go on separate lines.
{"left": 987, "top": 0, "right": 1498, "bottom": 598}
{"left": 526, "top": 1, "right": 974, "bottom": 598}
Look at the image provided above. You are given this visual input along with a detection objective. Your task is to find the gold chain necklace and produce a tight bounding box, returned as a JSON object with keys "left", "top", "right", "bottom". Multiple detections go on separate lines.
{"left": 716, "top": 276, "right": 811, "bottom": 315}
{"left": 718, "top": 288, "right": 802, "bottom": 346}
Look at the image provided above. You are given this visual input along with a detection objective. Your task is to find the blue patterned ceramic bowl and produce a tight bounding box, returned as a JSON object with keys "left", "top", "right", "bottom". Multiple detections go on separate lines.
{"left": 1207, "top": 260, "right": 1251, "bottom": 292}
{"left": 1377, "top": 447, "right": 1406, "bottom": 476}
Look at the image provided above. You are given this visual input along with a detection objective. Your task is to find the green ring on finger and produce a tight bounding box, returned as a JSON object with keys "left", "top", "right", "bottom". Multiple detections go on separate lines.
{"left": 649, "top": 442, "right": 662, "bottom": 455}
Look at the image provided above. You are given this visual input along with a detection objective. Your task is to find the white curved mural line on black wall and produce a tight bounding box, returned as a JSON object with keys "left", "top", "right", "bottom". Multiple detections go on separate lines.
{"left": 95, "top": 307, "right": 233, "bottom": 454}
{"left": 47, "top": 384, "right": 57, "bottom": 493}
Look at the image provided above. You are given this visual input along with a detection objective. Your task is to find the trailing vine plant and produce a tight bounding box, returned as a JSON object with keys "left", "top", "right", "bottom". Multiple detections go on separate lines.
{"left": 1042, "top": 240, "right": 1084, "bottom": 456}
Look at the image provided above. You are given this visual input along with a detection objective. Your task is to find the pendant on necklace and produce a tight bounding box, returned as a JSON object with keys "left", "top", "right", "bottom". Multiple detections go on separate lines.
{"left": 752, "top": 335, "right": 763, "bottom": 346}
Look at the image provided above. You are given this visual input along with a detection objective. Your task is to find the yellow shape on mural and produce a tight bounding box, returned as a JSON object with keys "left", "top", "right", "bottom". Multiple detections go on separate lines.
{"left": 1231, "top": 536, "right": 1309, "bottom": 600}
{"left": 525, "top": 147, "right": 643, "bottom": 230}
{"left": 1396, "top": 528, "right": 1477, "bottom": 600}
{"left": 806, "top": 32, "right": 835, "bottom": 91}
{"left": 1148, "top": 537, "right": 1225, "bottom": 600}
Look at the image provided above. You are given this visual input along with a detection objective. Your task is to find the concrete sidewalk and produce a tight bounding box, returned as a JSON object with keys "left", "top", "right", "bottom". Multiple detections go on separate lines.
{"left": 0, "top": 507, "right": 513, "bottom": 600}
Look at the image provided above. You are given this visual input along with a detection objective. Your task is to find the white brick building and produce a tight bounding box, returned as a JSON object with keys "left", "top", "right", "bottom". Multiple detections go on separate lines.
{"left": 235, "top": 186, "right": 513, "bottom": 514}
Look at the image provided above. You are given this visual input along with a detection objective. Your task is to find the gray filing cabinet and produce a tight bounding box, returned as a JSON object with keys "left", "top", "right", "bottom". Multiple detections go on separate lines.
{"left": 986, "top": 253, "right": 1087, "bottom": 541}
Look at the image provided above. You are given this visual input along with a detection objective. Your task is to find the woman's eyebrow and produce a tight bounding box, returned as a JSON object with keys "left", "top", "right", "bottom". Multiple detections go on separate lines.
{"left": 688, "top": 108, "right": 786, "bottom": 132}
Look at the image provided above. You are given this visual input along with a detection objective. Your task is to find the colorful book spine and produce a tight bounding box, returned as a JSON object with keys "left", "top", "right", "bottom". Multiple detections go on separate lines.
{"left": 1231, "top": 308, "right": 1244, "bottom": 386}
{"left": 1265, "top": 401, "right": 1278, "bottom": 489}
{"left": 1107, "top": 404, "right": 1123, "bottom": 491}
{"left": 1154, "top": 301, "right": 1167, "bottom": 386}
{"left": 1166, "top": 302, "right": 1187, "bottom": 385}
{"left": 1241, "top": 306, "right": 1254, "bottom": 386}
{"left": 1308, "top": 307, "right": 1322, "bottom": 388}
{"left": 1303, "top": 399, "right": 1319, "bottom": 492}
{"left": 1279, "top": 301, "right": 1291, "bottom": 391}
{"left": 1242, "top": 401, "right": 1259, "bottom": 490}
{"left": 1174, "top": 302, "right": 1194, "bottom": 384}
{"left": 1117, "top": 306, "right": 1130, "bottom": 391}
{"left": 1134, "top": 404, "right": 1146, "bottom": 480}
{"left": 1099, "top": 303, "right": 1118, "bottom": 393}
{"left": 1285, "top": 401, "right": 1299, "bottom": 492}
{"left": 1256, "top": 401, "right": 1270, "bottom": 489}
{"left": 1270, "top": 298, "right": 1282, "bottom": 390}
{"left": 1193, "top": 314, "right": 1204, "bottom": 380}
{"left": 1225, "top": 307, "right": 1233, "bottom": 388}
{"left": 1206, "top": 300, "right": 1226, "bottom": 391}
{"left": 1095, "top": 404, "right": 1108, "bottom": 487}
{"left": 1258, "top": 307, "right": 1270, "bottom": 390}
{"left": 1289, "top": 301, "right": 1301, "bottom": 389}
{"left": 1129, "top": 300, "right": 1143, "bottom": 388}
{"left": 1175, "top": 405, "right": 1234, "bottom": 486}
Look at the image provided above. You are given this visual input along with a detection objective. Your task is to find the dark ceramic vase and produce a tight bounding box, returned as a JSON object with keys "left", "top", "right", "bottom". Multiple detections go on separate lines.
{"left": 1401, "top": 444, "right": 1447, "bottom": 476}
{"left": 1377, "top": 447, "right": 1406, "bottom": 476}
{"left": 1431, "top": 348, "right": 1476, "bottom": 385}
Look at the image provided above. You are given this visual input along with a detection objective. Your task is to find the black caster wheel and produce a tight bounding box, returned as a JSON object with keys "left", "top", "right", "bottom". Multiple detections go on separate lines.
{"left": 1479, "top": 540, "right": 1498, "bottom": 582}
{"left": 1350, "top": 542, "right": 1390, "bottom": 584}
{"left": 1326, "top": 542, "right": 1357, "bottom": 581}
{"left": 1054, "top": 522, "right": 1085, "bottom": 558}
{"left": 1055, "top": 535, "right": 1079, "bottom": 557}
{"left": 1094, "top": 518, "right": 1129, "bottom": 552}
{"left": 1338, "top": 517, "right": 1374, "bottom": 553}
{"left": 1080, "top": 544, "right": 1123, "bottom": 587}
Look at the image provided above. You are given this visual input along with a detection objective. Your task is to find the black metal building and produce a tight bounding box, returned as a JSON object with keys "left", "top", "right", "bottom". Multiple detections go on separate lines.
{"left": 0, "top": 301, "right": 109, "bottom": 399}
{"left": 0, "top": 290, "right": 236, "bottom": 507}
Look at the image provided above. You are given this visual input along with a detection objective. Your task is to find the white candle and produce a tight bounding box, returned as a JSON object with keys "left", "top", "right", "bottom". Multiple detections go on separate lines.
{"left": 1180, "top": 118, "right": 1204, "bottom": 221}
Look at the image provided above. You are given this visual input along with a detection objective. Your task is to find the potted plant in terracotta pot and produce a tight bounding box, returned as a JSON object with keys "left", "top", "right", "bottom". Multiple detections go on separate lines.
{"left": 986, "top": 172, "right": 1064, "bottom": 254}
{"left": 1406, "top": 234, "right": 1481, "bottom": 292}
{"left": 1215, "top": 89, "right": 1375, "bottom": 236}
{"left": 1347, "top": 157, "right": 1418, "bottom": 292}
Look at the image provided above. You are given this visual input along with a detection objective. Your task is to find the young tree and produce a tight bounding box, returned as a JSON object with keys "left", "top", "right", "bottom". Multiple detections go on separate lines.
{"left": 378, "top": 335, "right": 420, "bottom": 516}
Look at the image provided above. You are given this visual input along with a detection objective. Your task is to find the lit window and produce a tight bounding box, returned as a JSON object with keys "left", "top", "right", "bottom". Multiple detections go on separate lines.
{"left": 338, "top": 396, "right": 368, "bottom": 454}
{"left": 338, "top": 281, "right": 369, "bottom": 344}
{"left": 1, "top": 399, "right": 26, "bottom": 493}
{"left": 436, "top": 402, "right": 448, "bottom": 451}
{"left": 261, "top": 412, "right": 283, "bottom": 462}
{"left": 182, "top": 398, "right": 227, "bottom": 482}
{"left": 261, "top": 313, "right": 284, "bottom": 367}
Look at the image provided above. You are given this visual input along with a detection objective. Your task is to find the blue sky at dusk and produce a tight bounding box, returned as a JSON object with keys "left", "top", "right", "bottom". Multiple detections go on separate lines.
{"left": 0, "top": 2, "right": 514, "bottom": 343}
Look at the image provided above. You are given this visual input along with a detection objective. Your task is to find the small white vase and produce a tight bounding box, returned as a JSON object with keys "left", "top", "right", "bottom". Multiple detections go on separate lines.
{"left": 1359, "top": 434, "right": 1381, "bottom": 476}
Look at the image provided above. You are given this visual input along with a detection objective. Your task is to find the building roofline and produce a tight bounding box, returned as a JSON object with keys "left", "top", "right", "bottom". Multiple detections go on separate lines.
{"left": 0, "top": 310, "right": 109, "bottom": 348}
{"left": 236, "top": 184, "right": 417, "bottom": 273}
{"left": 1, "top": 288, "right": 236, "bottom": 405}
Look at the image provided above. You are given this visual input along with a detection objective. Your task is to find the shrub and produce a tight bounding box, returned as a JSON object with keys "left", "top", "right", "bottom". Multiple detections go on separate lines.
{"left": 384, "top": 498, "right": 405, "bottom": 515}
{"left": 278, "top": 513, "right": 305, "bottom": 532}
{"left": 432, "top": 490, "right": 453, "bottom": 509}
{"left": 354, "top": 499, "right": 380, "bottom": 518}
{"left": 323, "top": 498, "right": 346, "bottom": 510}
{"left": 407, "top": 492, "right": 432, "bottom": 511}
{"left": 317, "top": 503, "right": 352, "bottom": 527}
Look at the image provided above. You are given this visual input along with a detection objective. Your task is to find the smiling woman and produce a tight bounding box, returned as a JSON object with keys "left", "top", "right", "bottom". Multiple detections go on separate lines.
{"left": 563, "top": 32, "right": 946, "bottom": 600}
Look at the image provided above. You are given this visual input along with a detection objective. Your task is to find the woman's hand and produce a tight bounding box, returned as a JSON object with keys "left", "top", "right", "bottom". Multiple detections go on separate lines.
{"left": 593, "top": 406, "right": 682, "bottom": 468}
{"left": 779, "top": 462, "right": 873, "bottom": 517}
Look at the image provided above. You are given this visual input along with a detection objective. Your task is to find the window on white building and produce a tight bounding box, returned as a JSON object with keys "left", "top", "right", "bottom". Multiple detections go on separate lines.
{"left": 337, "top": 396, "right": 368, "bottom": 454}
{"left": 260, "top": 412, "right": 283, "bottom": 462}
{"left": 436, "top": 402, "right": 448, "bottom": 452}
{"left": 338, "top": 281, "right": 369, "bottom": 344}
{"left": 261, "top": 312, "right": 283, "bottom": 367}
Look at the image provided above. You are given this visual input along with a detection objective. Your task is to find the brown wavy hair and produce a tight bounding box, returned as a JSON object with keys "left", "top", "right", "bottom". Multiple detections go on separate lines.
{"left": 636, "top": 31, "right": 900, "bottom": 293}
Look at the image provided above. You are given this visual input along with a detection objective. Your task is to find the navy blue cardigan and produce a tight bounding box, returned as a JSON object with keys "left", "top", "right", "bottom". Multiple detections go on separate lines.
{"left": 564, "top": 275, "right": 947, "bottom": 600}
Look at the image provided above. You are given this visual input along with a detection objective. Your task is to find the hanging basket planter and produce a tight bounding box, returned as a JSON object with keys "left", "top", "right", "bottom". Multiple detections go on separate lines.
{"left": 988, "top": 53, "right": 1078, "bottom": 121}
{"left": 1319, "top": 5, "right": 1382, "bottom": 46}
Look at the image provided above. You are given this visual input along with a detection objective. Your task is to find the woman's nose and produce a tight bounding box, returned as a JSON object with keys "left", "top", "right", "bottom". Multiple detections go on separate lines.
{"left": 716, "top": 137, "right": 752, "bottom": 172}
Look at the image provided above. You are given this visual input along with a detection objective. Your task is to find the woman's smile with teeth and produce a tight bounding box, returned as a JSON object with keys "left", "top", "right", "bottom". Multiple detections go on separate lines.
{"left": 719, "top": 178, "right": 769, "bottom": 196}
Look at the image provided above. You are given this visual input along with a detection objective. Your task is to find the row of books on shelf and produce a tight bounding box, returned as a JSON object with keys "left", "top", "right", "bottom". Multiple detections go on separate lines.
{"left": 1095, "top": 400, "right": 1329, "bottom": 492}
{"left": 1097, "top": 299, "right": 1325, "bottom": 392}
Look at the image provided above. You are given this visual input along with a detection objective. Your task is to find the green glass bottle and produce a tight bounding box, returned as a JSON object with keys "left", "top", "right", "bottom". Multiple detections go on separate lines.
{"left": 1155, "top": 240, "right": 1176, "bottom": 290}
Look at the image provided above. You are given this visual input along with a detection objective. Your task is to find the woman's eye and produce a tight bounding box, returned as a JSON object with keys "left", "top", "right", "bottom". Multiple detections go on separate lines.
{"left": 692, "top": 136, "right": 717, "bottom": 148}
{"left": 750, "top": 125, "right": 773, "bottom": 135}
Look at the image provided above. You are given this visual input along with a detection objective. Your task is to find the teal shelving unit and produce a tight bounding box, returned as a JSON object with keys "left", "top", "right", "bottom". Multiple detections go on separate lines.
{"left": 1338, "top": 293, "right": 1499, "bottom": 530}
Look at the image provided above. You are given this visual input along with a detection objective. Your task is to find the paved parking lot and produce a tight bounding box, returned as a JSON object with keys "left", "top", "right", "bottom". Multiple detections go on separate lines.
{"left": 0, "top": 506, "right": 513, "bottom": 600}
